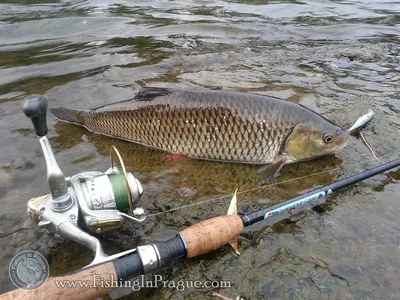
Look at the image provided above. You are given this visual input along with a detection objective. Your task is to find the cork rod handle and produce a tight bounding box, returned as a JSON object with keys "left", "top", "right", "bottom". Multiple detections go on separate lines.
{"left": 180, "top": 214, "right": 244, "bottom": 258}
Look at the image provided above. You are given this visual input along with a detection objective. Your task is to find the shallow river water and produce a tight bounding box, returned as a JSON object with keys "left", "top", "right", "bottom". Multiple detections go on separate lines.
{"left": 0, "top": 0, "right": 399, "bottom": 299}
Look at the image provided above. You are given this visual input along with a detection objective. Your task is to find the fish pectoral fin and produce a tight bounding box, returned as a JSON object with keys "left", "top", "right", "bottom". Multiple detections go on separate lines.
{"left": 134, "top": 87, "right": 174, "bottom": 101}
{"left": 257, "top": 155, "right": 287, "bottom": 185}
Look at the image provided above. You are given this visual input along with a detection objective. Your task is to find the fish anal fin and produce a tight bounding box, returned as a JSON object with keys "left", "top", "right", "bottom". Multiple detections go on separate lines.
{"left": 134, "top": 87, "right": 174, "bottom": 101}
{"left": 257, "top": 155, "right": 287, "bottom": 184}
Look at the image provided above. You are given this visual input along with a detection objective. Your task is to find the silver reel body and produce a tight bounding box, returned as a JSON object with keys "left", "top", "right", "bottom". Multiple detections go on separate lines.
{"left": 28, "top": 165, "right": 144, "bottom": 265}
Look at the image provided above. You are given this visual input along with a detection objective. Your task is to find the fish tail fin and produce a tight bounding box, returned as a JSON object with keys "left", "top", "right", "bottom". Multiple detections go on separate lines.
{"left": 51, "top": 108, "right": 86, "bottom": 125}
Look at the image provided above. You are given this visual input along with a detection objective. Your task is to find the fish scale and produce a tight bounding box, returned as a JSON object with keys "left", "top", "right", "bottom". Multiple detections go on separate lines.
{"left": 51, "top": 87, "right": 348, "bottom": 165}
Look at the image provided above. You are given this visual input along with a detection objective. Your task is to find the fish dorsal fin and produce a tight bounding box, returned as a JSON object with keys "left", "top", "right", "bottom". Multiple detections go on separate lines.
{"left": 134, "top": 87, "right": 174, "bottom": 101}
{"left": 92, "top": 87, "right": 176, "bottom": 112}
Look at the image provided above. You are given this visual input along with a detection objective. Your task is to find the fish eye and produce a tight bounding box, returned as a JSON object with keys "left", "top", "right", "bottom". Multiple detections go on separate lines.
{"left": 323, "top": 134, "right": 333, "bottom": 144}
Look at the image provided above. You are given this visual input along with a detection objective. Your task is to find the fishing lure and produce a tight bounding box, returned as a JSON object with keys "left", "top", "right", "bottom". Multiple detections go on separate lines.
{"left": 348, "top": 109, "right": 374, "bottom": 133}
{"left": 348, "top": 109, "right": 378, "bottom": 159}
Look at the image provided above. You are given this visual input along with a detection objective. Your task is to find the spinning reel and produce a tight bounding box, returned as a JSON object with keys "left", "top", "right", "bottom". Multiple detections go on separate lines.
{"left": 23, "top": 96, "right": 146, "bottom": 265}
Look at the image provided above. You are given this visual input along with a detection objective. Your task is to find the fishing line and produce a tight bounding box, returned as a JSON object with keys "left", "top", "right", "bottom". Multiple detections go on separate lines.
{"left": 147, "top": 152, "right": 397, "bottom": 217}
{"left": 0, "top": 228, "right": 30, "bottom": 239}
{"left": 109, "top": 174, "right": 131, "bottom": 210}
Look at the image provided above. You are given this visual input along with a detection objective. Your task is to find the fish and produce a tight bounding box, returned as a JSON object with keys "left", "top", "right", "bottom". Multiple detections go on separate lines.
{"left": 51, "top": 87, "right": 349, "bottom": 177}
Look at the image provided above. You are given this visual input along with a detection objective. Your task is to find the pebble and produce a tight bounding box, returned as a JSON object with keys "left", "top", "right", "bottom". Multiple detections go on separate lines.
{"left": 176, "top": 187, "right": 198, "bottom": 197}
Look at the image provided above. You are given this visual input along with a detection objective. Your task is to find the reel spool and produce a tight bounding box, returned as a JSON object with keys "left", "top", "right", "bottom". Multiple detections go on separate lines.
{"left": 67, "top": 146, "right": 146, "bottom": 234}
{"left": 81, "top": 146, "right": 143, "bottom": 214}
{"left": 107, "top": 146, "right": 145, "bottom": 222}
{"left": 109, "top": 145, "right": 142, "bottom": 212}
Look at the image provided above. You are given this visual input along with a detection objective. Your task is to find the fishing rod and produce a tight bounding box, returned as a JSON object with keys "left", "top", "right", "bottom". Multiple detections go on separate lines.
{"left": 2, "top": 157, "right": 399, "bottom": 300}
{"left": 1, "top": 97, "right": 399, "bottom": 299}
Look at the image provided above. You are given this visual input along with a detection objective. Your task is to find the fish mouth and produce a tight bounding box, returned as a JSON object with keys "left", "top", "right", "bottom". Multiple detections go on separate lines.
{"left": 335, "top": 130, "right": 350, "bottom": 151}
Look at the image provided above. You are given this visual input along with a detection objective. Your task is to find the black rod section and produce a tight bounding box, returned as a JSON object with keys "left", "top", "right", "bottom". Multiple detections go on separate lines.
{"left": 242, "top": 158, "right": 400, "bottom": 227}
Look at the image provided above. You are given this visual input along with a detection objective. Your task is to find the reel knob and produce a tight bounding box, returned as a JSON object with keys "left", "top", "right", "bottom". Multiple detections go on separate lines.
{"left": 126, "top": 173, "right": 143, "bottom": 204}
{"left": 23, "top": 96, "right": 48, "bottom": 137}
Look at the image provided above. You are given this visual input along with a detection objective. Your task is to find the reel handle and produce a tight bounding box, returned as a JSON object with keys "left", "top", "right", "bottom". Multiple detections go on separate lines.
{"left": 23, "top": 95, "right": 71, "bottom": 205}
{"left": 23, "top": 96, "right": 48, "bottom": 137}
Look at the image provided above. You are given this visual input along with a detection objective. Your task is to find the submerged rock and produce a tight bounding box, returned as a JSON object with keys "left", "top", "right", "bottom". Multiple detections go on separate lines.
{"left": 176, "top": 187, "right": 198, "bottom": 198}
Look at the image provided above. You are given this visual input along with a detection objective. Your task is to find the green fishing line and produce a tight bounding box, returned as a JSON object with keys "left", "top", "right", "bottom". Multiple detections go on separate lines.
{"left": 108, "top": 174, "right": 130, "bottom": 210}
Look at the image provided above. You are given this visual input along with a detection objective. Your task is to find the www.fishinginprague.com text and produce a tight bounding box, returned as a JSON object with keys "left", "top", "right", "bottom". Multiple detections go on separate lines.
{"left": 53, "top": 274, "right": 232, "bottom": 291}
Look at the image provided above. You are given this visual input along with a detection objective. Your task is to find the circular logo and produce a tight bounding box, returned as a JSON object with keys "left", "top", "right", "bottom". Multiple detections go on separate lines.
{"left": 9, "top": 250, "right": 49, "bottom": 290}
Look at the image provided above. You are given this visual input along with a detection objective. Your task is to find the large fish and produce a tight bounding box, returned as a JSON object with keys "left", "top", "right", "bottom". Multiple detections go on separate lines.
{"left": 51, "top": 87, "right": 349, "bottom": 176}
